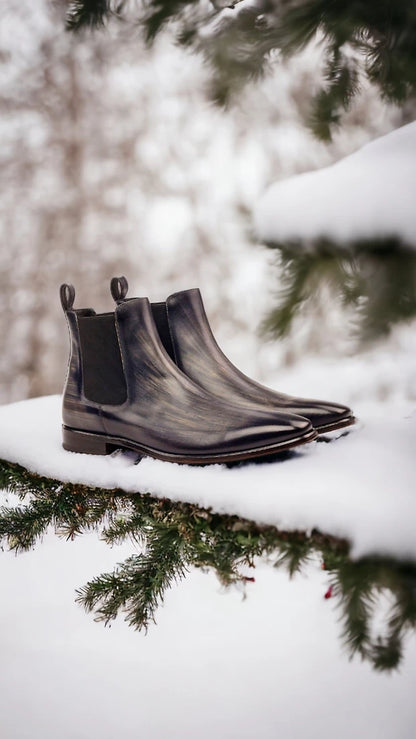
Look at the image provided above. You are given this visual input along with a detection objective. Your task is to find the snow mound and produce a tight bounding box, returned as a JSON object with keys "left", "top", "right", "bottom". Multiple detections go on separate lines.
{"left": 0, "top": 395, "right": 415, "bottom": 560}
{"left": 255, "top": 122, "right": 416, "bottom": 248}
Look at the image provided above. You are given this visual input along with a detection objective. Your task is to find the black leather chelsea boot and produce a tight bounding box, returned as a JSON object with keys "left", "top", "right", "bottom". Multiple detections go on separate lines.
{"left": 60, "top": 284, "right": 317, "bottom": 464}
{"left": 110, "top": 278, "right": 354, "bottom": 434}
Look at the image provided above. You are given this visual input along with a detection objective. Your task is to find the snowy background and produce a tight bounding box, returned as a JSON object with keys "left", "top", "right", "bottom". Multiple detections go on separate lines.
{"left": 1, "top": 2, "right": 416, "bottom": 737}
{"left": 1, "top": 0, "right": 415, "bottom": 404}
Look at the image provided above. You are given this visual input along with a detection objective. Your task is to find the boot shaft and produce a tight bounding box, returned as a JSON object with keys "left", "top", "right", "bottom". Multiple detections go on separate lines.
{"left": 61, "top": 285, "right": 127, "bottom": 428}
{"left": 61, "top": 287, "right": 205, "bottom": 424}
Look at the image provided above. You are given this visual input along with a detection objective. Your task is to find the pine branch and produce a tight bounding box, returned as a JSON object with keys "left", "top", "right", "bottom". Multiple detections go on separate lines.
{"left": 261, "top": 251, "right": 315, "bottom": 339}
{"left": 273, "top": 536, "right": 314, "bottom": 577}
{"left": 262, "top": 240, "right": 416, "bottom": 343}
{"left": 327, "top": 558, "right": 416, "bottom": 671}
{"left": 0, "top": 500, "right": 54, "bottom": 552}
{"left": 63, "top": 0, "right": 416, "bottom": 137}
{"left": 3, "top": 459, "right": 416, "bottom": 670}
{"left": 144, "top": 0, "right": 201, "bottom": 43}
{"left": 101, "top": 511, "right": 148, "bottom": 547}
{"left": 66, "top": 0, "right": 112, "bottom": 31}
{"left": 76, "top": 529, "right": 189, "bottom": 629}
{"left": 333, "top": 562, "right": 376, "bottom": 657}
{"left": 0, "top": 459, "right": 131, "bottom": 545}
{"left": 309, "top": 46, "right": 360, "bottom": 140}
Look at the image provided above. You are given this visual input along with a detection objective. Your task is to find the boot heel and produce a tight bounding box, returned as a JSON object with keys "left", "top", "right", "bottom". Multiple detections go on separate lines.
{"left": 62, "top": 426, "right": 115, "bottom": 455}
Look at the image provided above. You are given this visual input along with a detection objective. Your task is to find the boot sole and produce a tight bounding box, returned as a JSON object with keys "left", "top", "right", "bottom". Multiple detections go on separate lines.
{"left": 315, "top": 415, "right": 356, "bottom": 434}
{"left": 62, "top": 425, "right": 318, "bottom": 465}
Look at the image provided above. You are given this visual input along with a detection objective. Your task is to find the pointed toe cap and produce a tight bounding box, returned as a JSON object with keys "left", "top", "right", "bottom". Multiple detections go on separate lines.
{"left": 304, "top": 401, "right": 354, "bottom": 432}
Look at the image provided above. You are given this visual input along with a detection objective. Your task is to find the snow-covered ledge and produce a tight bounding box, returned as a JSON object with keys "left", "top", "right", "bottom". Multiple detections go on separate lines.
{"left": 254, "top": 122, "right": 416, "bottom": 250}
{"left": 0, "top": 395, "right": 415, "bottom": 561}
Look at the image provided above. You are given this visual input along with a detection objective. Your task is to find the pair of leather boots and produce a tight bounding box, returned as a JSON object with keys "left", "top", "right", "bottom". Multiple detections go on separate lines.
{"left": 60, "top": 277, "right": 354, "bottom": 465}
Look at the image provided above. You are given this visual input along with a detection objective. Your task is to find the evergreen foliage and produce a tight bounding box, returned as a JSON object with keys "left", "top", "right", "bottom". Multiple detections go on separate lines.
{"left": 66, "top": 0, "right": 416, "bottom": 138}
{"left": 63, "top": 1, "right": 416, "bottom": 343}
{"left": 327, "top": 558, "right": 416, "bottom": 671}
{"left": 262, "top": 240, "right": 416, "bottom": 342}
{"left": 66, "top": 1, "right": 115, "bottom": 30}
{"left": 1, "top": 458, "right": 416, "bottom": 669}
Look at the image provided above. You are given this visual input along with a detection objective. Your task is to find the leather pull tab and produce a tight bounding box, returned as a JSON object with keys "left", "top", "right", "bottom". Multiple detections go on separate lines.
{"left": 60, "top": 283, "right": 75, "bottom": 312}
{"left": 110, "top": 276, "right": 129, "bottom": 303}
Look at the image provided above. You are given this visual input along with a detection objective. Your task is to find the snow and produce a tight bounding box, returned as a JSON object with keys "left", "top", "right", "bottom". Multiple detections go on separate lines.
{"left": 0, "top": 1, "right": 403, "bottom": 404}
{"left": 255, "top": 121, "right": 416, "bottom": 248}
{"left": 1, "top": 6, "right": 415, "bottom": 735}
{"left": 0, "top": 393, "right": 415, "bottom": 561}
{"left": 1, "top": 533, "right": 415, "bottom": 739}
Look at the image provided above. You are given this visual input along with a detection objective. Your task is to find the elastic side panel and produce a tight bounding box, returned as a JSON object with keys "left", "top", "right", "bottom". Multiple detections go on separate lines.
{"left": 151, "top": 302, "right": 176, "bottom": 362}
{"left": 78, "top": 314, "right": 127, "bottom": 405}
